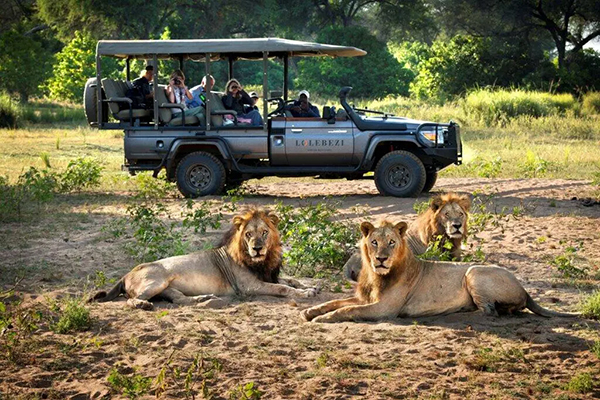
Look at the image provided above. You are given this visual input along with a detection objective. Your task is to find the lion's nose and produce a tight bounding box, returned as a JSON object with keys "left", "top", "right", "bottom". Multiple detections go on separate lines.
{"left": 376, "top": 257, "right": 388, "bottom": 264}
{"left": 452, "top": 223, "right": 462, "bottom": 230}
{"left": 253, "top": 246, "right": 263, "bottom": 252}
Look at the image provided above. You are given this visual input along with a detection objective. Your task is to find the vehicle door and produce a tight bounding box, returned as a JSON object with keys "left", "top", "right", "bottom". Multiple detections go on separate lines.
{"left": 283, "top": 119, "right": 354, "bottom": 165}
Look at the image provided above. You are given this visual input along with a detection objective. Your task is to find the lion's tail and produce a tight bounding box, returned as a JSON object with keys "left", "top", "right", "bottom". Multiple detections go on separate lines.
{"left": 88, "top": 278, "right": 125, "bottom": 303}
{"left": 526, "top": 293, "right": 580, "bottom": 318}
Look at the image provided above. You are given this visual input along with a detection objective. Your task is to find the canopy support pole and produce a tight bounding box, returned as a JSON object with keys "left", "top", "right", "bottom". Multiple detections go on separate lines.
{"left": 283, "top": 55, "right": 288, "bottom": 101}
{"left": 153, "top": 54, "right": 159, "bottom": 130}
{"left": 179, "top": 56, "right": 184, "bottom": 72}
{"left": 263, "top": 52, "right": 268, "bottom": 132}
{"left": 228, "top": 57, "right": 233, "bottom": 80}
{"left": 205, "top": 53, "right": 211, "bottom": 131}
{"left": 126, "top": 57, "right": 131, "bottom": 81}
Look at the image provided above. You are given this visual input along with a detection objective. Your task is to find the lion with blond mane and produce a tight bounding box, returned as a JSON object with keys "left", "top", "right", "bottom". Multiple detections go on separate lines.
{"left": 303, "top": 220, "right": 577, "bottom": 323}
{"left": 343, "top": 192, "right": 470, "bottom": 281}
{"left": 91, "top": 208, "right": 316, "bottom": 310}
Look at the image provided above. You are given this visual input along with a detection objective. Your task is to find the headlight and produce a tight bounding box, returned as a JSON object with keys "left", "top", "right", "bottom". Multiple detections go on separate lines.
{"left": 418, "top": 125, "right": 446, "bottom": 146}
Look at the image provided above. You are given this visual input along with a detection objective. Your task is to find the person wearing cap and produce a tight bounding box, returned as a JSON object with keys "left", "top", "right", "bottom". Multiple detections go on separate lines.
{"left": 130, "top": 65, "right": 154, "bottom": 108}
{"left": 286, "top": 90, "right": 320, "bottom": 118}
{"left": 246, "top": 91, "right": 260, "bottom": 111}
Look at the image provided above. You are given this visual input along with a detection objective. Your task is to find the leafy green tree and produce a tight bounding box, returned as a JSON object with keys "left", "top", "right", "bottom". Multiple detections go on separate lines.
{"left": 295, "top": 26, "right": 411, "bottom": 98}
{"left": 409, "top": 35, "right": 549, "bottom": 100}
{"left": 0, "top": 29, "right": 52, "bottom": 103}
{"left": 45, "top": 31, "right": 120, "bottom": 102}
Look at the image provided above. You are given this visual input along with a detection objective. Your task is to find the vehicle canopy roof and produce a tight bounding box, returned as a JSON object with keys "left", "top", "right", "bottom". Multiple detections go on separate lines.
{"left": 96, "top": 37, "right": 367, "bottom": 60}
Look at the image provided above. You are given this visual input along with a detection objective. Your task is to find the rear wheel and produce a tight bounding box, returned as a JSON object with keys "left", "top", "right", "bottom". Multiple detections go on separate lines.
{"left": 175, "top": 152, "right": 226, "bottom": 197}
{"left": 374, "top": 150, "right": 426, "bottom": 197}
{"left": 422, "top": 171, "right": 438, "bottom": 193}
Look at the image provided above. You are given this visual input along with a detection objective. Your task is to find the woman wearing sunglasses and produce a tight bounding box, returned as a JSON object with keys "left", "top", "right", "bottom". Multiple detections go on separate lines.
{"left": 222, "top": 79, "right": 263, "bottom": 126}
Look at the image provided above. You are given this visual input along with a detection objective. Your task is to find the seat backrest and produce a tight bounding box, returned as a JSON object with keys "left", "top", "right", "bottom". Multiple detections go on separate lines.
{"left": 155, "top": 85, "right": 172, "bottom": 124}
{"left": 207, "top": 91, "right": 226, "bottom": 127}
{"left": 101, "top": 79, "right": 123, "bottom": 114}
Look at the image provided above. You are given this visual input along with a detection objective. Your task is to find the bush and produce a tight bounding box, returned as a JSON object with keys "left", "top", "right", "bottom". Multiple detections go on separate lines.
{"left": 0, "top": 92, "right": 19, "bottom": 128}
{"left": 59, "top": 157, "right": 103, "bottom": 192}
{"left": 50, "top": 296, "right": 92, "bottom": 334}
{"left": 275, "top": 201, "right": 359, "bottom": 278}
{"left": 582, "top": 92, "right": 600, "bottom": 115}
{"left": 108, "top": 368, "right": 152, "bottom": 400}
{"left": 463, "top": 89, "right": 578, "bottom": 126}
{"left": 565, "top": 372, "right": 593, "bottom": 394}
{"left": 580, "top": 290, "right": 600, "bottom": 320}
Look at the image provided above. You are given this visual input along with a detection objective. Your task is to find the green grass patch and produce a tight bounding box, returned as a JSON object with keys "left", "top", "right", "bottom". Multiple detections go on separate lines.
{"left": 564, "top": 372, "right": 594, "bottom": 394}
{"left": 50, "top": 296, "right": 92, "bottom": 334}
{"left": 580, "top": 290, "right": 600, "bottom": 319}
{"left": 583, "top": 91, "right": 600, "bottom": 115}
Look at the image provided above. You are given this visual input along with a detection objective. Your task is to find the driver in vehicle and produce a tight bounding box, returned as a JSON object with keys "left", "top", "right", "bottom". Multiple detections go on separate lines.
{"left": 286, "top": 90, "right": 320, "bottom": 118}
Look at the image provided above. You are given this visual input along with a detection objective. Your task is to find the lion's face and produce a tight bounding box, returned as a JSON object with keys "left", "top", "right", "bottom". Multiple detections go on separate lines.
{"left": 232, "top": 210, "right": 280, "bottom": 264}
{"left": 430, "top": 193, "right": 470, "bottom": 240}
{"left": 360, "top": 221, "right": 408, "bottom": 276}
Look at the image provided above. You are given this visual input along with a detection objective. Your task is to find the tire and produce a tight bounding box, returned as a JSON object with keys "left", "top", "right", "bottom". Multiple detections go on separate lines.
{"left": 422, "top": 171, "right": 438, "bottom": 193}
{"left": 83, "top": 77, "right": 107, "bottom": 126}
{"left": 175, "top": 152, "right": 226, "bottom": 198}
{"left": 374, "top": 150, "right": 426, "bottom": 197}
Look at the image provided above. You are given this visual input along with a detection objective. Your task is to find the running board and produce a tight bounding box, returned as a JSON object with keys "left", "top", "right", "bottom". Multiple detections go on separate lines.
{"left": 234, "top": 165, "right": 362, "bottom": 175}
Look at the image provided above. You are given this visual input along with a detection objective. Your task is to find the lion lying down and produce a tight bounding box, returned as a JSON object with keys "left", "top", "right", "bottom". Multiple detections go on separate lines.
{"left": 303, "top": 220, "right": 578, "bottom": 323}
{"left": 91, "top": 208, "right": 316, "bottom": 310}
{"left": 343, "top": 192, "right": 470, "bottom": 281}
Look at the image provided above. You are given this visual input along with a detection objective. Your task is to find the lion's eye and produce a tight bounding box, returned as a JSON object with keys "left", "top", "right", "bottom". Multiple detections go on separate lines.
{"left": 389, "top": 239, "right": 395, "bottom": 245}
{"left": 445, "top": 212, "right": 450, "bottom": 217}
{"left": 245, "top": 232, "right": 252, "bottom": 238}
{"left": 371, "top": 240, "right": 378, "bottom": 246}
{"left": 458, "top": 212, "right": 463, "bottom": 217}
{"left": 262, "top": 230, "right": 268, "bottom": 237}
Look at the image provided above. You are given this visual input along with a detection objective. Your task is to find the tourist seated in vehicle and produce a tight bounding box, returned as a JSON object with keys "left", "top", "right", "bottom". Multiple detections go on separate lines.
{"left": 286, "top": 90, "right": 320, "bottom": 118}
{"left": 166, "top": 70, "right": 206, "bottom": 125}
{"left": 127, "top": 65, "right": 154, "bottom": 109}
{"left": 245, "top": 91, "right": 260, "bottom": 112}
{"left": 222, "top": 79, "right": 263, "bottom": 126}
{"left": 188, "top": 75, "right": 215, "bottom": 108}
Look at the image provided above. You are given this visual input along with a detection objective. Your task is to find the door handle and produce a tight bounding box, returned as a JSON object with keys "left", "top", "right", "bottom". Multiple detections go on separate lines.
{"left": 290, "top": 129, "right": 303, "bottom": 133}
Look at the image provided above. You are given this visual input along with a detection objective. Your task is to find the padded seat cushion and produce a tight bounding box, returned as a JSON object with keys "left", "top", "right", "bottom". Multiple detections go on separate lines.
{"left": 155, "top": 85, "right": 172, "bottom": 123}
{"left": 115, "top": 109, "right": 152, "bottom": 120}
{"left": 169, "top": 114, "right": 199, "bottom": 126}
{"left": 207, "top": 91, "right": 226, "bottom": 127}
{"left": 101, "top": 79, "right": 125, "bottom": 114}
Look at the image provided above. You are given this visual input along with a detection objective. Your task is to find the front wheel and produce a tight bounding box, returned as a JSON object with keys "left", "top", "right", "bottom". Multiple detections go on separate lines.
{"left": 422, "top": 171, "right": 438, "bottom": 193}
{"left": 374, "top": 150, "right": 426, "bottom": 197}
{"left": 175, "top": 152, "right": 226, "bottom": 197}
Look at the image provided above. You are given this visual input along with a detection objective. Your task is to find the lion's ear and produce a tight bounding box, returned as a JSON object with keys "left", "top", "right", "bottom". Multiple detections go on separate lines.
{"left": 267, "top": 212, "right": 279, "bottom": 226}
{"left": 430, "top": 195, "right": 443, "bottom": 211}
{"left": 394, "top": 221, "right": 408, "bottom": 237}
{"left": 360, "top": 222, "right": 374, "bottom": 238}
{"left": 457, "top": 194, "right": 471, "bottom": 212}
{"left": 232, "top": 215, "right": 245, "bottom": 229}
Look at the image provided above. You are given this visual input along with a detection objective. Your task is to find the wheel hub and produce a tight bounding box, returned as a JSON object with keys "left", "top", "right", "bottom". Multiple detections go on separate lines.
{"left": 388, "top": 165, "right": 410, "bottom": 188}
{"left": 189, "top": 165, "right": 212, "bottom": 189}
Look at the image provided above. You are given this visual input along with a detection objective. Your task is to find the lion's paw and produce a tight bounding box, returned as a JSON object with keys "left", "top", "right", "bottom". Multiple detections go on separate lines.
{"left": 300, "top": 308, "right": 317, "bottom": 322}
{"left": 298, "top": 288, "right": 318, "bottom": 298}
{"left": 311, "top": 314, "right": 335, "bottom": 323}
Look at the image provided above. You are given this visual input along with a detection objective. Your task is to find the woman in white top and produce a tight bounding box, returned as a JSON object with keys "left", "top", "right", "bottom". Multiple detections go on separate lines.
{"left": 166, "top": 70, "right": 205, "bottom": 125}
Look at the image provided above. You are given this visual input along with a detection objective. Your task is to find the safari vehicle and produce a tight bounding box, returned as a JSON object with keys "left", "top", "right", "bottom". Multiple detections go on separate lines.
{"left": 84, "top": 38, "right": 461, "bottom": 197}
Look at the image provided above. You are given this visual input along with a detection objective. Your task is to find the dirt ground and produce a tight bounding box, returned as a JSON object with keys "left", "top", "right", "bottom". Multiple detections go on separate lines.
{"left": 1, "top": 177, "right": 600, "bottom": 399}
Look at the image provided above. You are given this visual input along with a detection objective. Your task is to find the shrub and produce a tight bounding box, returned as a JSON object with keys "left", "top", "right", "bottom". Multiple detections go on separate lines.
{"left": 50, "top": 296, "right": 92, "bottom": 334}
{"left": 565, "top": 372, "right": 593, "bottom": 394}
{"left": 582, "top": 92, "right": 600, "bottom": 115}
{"left": 463, "top": 89, "right": 578, "bottom": 126}
{"left": 59, "top": 157, "right": 103, "bottom": 192}
{"left": 0, "top": 92, "right": 19, "bottom": 128}
{"left": 275, "top": 201, "right": 359, "bottom": 278}
{"left": 580, "top": 290, "right": 600, "bottom": 320}
{"left": 550, "top": 245, "right": 588, "bottom": 279}
{"left": 228, "top": 382, "right": 263, "bottom": 400}
{"left": 108, "top": 368, "right": 152, "bottom": 400}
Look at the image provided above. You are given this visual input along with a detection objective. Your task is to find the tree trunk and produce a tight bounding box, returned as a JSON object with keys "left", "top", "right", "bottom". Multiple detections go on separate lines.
{"left": 19, "top": 91, "right": 28, "bottom": 104}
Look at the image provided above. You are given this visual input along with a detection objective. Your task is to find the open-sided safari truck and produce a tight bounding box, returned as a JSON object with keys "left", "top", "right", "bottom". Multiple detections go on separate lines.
{"left": 84, "top": 38, "right": 461, "bottom": 197}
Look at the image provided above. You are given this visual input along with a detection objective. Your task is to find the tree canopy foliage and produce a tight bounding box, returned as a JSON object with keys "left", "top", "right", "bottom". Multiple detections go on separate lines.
{"left": 0, "top": 0, "right": 598, "bottom": 102}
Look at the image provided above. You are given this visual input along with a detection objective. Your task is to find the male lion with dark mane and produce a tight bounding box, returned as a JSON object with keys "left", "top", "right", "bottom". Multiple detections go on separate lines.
{"left": 343, "top": 192, "right": 470, "bottom": 281}
{"left": 303, "top": 220, "right": 577, "bottom": 323}
{"left": 91, "top": 208, "right": 316, "bottom": 310}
